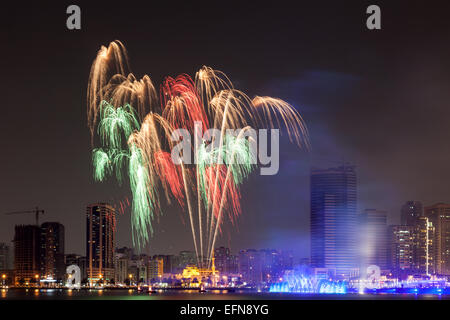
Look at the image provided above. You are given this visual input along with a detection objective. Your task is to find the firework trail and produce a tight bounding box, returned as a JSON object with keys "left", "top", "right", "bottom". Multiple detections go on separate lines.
{"left": 87, "top": 40, "right": 310, "bottom": 266}
{"left": 87, "top": 41, "right": 130, "bottom": 142}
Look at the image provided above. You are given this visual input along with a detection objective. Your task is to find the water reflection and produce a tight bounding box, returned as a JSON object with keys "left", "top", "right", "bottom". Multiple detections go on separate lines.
{"left": 0, "top": 289, "right": 449, "bottom": 300}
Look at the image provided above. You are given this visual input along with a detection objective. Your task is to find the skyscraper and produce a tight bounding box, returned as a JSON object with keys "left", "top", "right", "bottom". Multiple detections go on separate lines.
{"left": 310, "top": 165, "right": 358, "bottom": 278}
{"left": 152, "top": 254, "right": 174, "bottom": 274}
{"left": 114, "top": 253, "right": 129, "bottom": 285}
{"left": 401, "top": 201, "right": 423, "bottom": 226}
{"left": 358, "top": 209, "right": 388, "bottom": 271}
{"left": 260, "top": 249, "right": 282, "bottom": 281}
{"left": 137, "top": 256, "right": 148, "bottom": 284}
{"left": 424, "top": 203, "right": 450, "bottom": 275}
{"left": 398, "top": 201, "right": 433, "bottom": 276}
{"left": 40, "top": 222, "right": 65, "bottom": 280}
{"left": 412, "top": 216, "right": 434, "bottom": 275}
{"left": 148, "top": 257, "right": 163, "bottom": 282}
{"left": 214, "top": 247, "right": 233, "bottom": 274}
{"left": 86, "top": 203, "right": 116, "bottom": 284}
{"left": 238, "top": 249, "right": 262, "bottom": 284}
{"left": 13, "top": 225, "right": 41, "bottom": 285}
{"left": 387, "top": 225, "right": 414, "bottom": 278}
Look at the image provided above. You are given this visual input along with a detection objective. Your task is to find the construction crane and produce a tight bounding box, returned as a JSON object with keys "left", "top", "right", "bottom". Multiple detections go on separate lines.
{"left": 3, "top": 207, "right": 45, "bottom": 226}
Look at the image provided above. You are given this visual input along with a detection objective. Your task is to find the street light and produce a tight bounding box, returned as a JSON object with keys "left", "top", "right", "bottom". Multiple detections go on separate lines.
{"left": 2, "top": 274, "right": 5, "bottom": 287}
{"left": 129, "top": 274, "right": 133, "bottom": 287}
{"left": 35, "top": 274, "right": 39, "bottom": 288}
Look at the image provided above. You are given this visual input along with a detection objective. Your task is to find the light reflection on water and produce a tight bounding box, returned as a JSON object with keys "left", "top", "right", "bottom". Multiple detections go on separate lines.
{"left": 0, "top": 289, "right": 448, "bottom": 300}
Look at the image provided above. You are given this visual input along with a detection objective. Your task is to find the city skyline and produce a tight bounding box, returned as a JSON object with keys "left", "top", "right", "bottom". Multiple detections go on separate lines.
{"left": 2, "top": 2, "right": 450, "bottom": 259}
{"left": 4, "top": 170, "right": 450, "bottom": 260}
{"left": 2, "top": 183, "right": 450, "bottom": 260}
{"left": 3, "top": 193, "right": 450, "bottom": 289}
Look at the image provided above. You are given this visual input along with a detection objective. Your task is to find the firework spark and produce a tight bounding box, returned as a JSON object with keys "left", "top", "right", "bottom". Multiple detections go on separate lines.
{"left": 87, "top": 40, "right": 310, "bottom": 265}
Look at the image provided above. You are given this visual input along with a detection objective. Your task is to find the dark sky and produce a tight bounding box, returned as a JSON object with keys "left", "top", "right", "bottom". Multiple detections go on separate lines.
{"left": 1, "top": 1, "right": 450, "bottom": 259}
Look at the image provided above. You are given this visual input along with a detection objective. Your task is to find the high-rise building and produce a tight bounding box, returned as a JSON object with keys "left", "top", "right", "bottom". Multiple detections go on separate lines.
{"left": 398, "top": 201, "right": 434, "bottom": 276}
{"left": 13, "top": 225, "right": 41, "bottom": 285}
{"left": 0, "top": 243, "right": 10, "bottom": 270}
{"left": 260, "top": 249, "right": 282, "bottom": 282}
{"left": 127, "top": 260, "right": 138, "bottom": 284}
{"left": 401, "top": 201, "right": 423, "bottom": 226}
{"left": 424, "top": 203, "right": 450, "bottom": 275}
{"left": 148, "top": 258, "right": 163, "bottom": 281}
{"left": 412, "top": 216, "right": 434, "bottom": 275}
{"left": 228, "top": 254, "right": 239, "bottom": 274}
{"left": 388, "top": 225, "right": 414, "bottom": 278}
{"left": 310, "top": 165, "right": 358, "bottom": 278}
{"left": 86, "top": 203, "right": 116, "bottom": 284}
{"left": 114, "top": 251, "right": 129, "bottom": 285}
{"left": 78, "top": 256, "right": 88, "bottom": 281}
{"left": 40, "top": 222, "right": 65, "bottom": 280}
{"left": 152, "top": 254, "right": 175, "bottom": 274}
{"left": 238, "top": 249, "right": 262, "bottom": 284}
{"left": 116, "top": 258, "right": 129, "bottom": 284}
{"left": 137, "top": 256, "right": 148, "bottom": 284}
{"left": 214, "top": 247, "right": 233, "bottom": 274}
{"left": 358, "top": 209, "right": 388, "bottom": 271}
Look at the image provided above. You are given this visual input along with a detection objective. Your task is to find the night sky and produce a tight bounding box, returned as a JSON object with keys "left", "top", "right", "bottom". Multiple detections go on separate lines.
{"left": 1, "top": 1, "right": 450, "bottom": 259}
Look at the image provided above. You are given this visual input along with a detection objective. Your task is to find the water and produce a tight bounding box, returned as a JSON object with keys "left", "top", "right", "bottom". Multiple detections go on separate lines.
{"left": 1, "top": 288, "right": 449, "bottom": 300}
{"left": 269, "top": 279, "right": 347, "bottom": 294}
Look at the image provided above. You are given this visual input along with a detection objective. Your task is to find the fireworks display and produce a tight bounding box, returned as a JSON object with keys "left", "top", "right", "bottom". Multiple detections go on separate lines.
{"left": 87, "top": 40, "right": 310, "bottom": 267}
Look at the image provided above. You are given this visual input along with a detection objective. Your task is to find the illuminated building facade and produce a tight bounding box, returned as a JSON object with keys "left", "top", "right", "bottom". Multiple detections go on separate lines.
{"left": 114, "top": 253, "right": 129, "bottom": 284}
{"left": 310, "top": 165, "right": 358, "bottom": 278}
{"left": 237, "top": 249, "right": 294, "bottom": 284}
{"left": 86, "top": 203, "right": 116, "bottom": 284}
{"left": 152, "top": 254, "right": 174, "bottom": 273}
{"left": 13, "top": 225, "right": 41, "bottom": 285}
{"left": 127, "top": 261, "right": 138, "bottom": 284}
{"left": 40, "top": 222, "right": 65, "bottom": 280}
{"left": 424, "top": 203, "right": 450, "bottom": 275}
{"left": 180, "top": 256, "right": 218, "bottom": 287}
{"left": 148, "top": 257, "right": 163, "bottom": 281}
{"left": 388, "top": 225, "right": 414, "bottom": 278}
{"left": 397, "top": 201, "right": 434, "bottom": 276}
{"left": 182, "top": 265, "right": 201, "bottom": 279}
{"left": 412, "top": 216, "right": 434, "bottom": 275}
